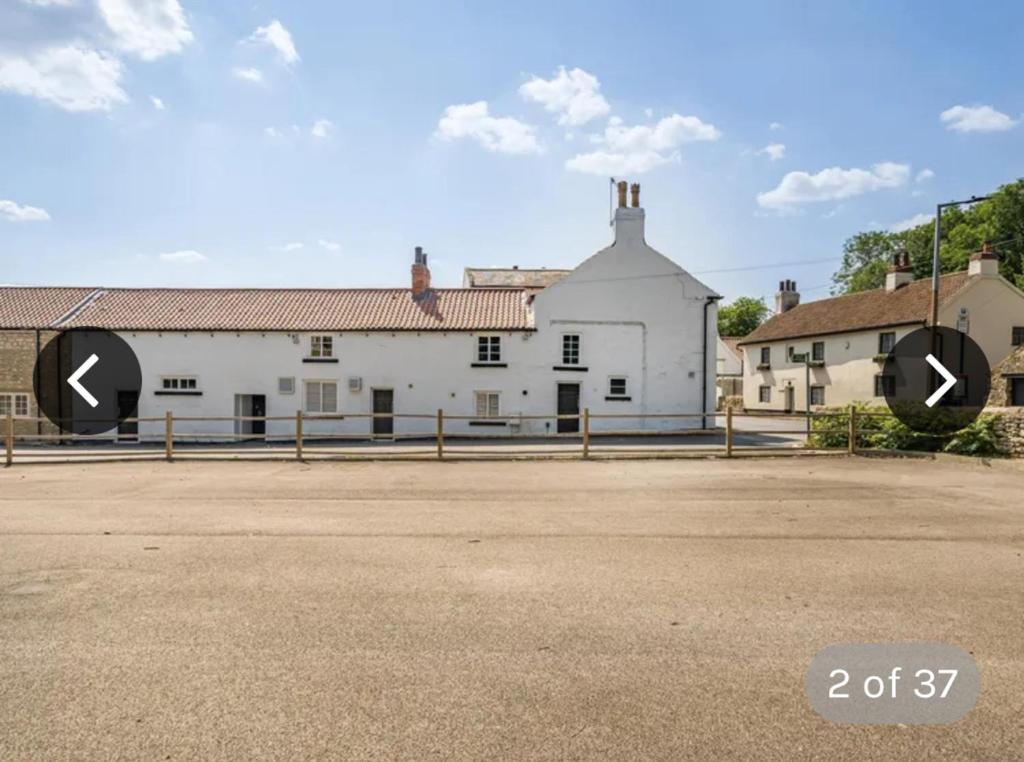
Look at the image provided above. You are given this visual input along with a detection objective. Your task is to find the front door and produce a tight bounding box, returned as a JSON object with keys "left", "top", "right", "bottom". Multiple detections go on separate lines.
{"left": 557, "top": 383, "right": 580, "bottom": 433}
{"left": 116, "top": 390, "right": 139, "bottom": 442}
{"left": 250, "top": 395, "right": 266, "bottom": 437}
{"left": 372, "top": 389, "right": 394, "bottom": 436}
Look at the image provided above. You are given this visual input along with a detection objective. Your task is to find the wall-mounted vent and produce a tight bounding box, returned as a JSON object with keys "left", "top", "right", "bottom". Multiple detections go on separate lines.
{"left": 348, "top": 377, "right": 363, "bottom": 392}
{"left": 278, "top": 377, "right": 295, "bottom": 394}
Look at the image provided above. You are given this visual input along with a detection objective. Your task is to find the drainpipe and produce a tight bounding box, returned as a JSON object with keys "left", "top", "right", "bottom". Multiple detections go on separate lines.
{"left": 34, "top": 329, "right": 41, "bottom": 437}
{"left": 701, "top": 297, "right": 718, "bottom": 430}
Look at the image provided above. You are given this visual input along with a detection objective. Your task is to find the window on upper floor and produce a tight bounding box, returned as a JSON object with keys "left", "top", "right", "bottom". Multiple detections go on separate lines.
{"left": 878, "top": 332, "right": 896, "bottom": 355}
{"left": 1013, "top": 326, "right": 1024, "bottom": 346}
{"left": 759, "top": 347, "right": 770, "bottom": 366}
{"left": 562, "top": 334, "right": 581, "bottom": 365}
{"left": 477, "top": 336, "right": 501, "bottom": 363}
{"left": 812, "top": 342, "right": 825, "bottom": 362}
{"left": 474, "top": 391, "right": 500, "bottom": 418}
{"left": 0, "top": 392, "right": 30, "bottom": 418}
{"left": 310, "top": 335, "right": 333, "bottom": 358}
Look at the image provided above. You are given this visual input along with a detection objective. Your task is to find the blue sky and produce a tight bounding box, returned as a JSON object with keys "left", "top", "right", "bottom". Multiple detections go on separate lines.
{"left": 1, "top": 1, "right": 1022, "bottom": 304}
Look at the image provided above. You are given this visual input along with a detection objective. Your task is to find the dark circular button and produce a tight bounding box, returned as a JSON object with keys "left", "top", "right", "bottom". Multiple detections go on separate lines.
{"left": 880, "top": 326, "right": 990, "bottom": 436}
{"left": 33, "top": 328, "right": 142, "bottom": 436}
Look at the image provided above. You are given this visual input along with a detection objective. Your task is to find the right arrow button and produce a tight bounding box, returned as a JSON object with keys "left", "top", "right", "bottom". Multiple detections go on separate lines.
{"left": 924, "top": 353, "right": 957, "bottom": 408}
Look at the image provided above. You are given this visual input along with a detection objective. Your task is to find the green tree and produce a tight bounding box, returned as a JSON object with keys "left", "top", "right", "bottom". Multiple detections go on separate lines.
{"left": 830, "top": 178, "right": 1024, "bottom": 294}
{"left": 718, "top": 296, "right": 769, "bottom": 337}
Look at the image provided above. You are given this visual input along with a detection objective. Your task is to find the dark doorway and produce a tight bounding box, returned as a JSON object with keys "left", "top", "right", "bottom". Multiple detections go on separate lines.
{"left": 250, "top": 395, "right": 266, "bottom": 436}
{"left": 557, "top": 383, "right": 580, "bottom": 433}
{"left": 116, "top": 390, "right": 139, "bottom": 442}
{"left": 1012, "top": 378, "right": 1024, "bottom": 406}
{"left": 372, "top": 389, "right": 394, "bottom": 436}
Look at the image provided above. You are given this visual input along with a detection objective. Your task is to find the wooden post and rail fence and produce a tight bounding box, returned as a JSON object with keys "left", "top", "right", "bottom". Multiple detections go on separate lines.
{"left": 3, "top": 404, "right": 874, "bottom": 466}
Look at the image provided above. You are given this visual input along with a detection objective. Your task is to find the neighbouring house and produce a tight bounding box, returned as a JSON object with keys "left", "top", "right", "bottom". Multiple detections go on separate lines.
{"left": 738, "top": 245, "right": 1024, "bottom": 412}
{"left": 462, "top": 267, "right": 571, "bottom": 290}
{"left": 716, "top": 335, "right": 744, "bottom": 403}
{"left": 988, "top": 344, "right": 1024, "bottom": 407}
{"left": 0, "top": 182, "right": 721, "bottom": 441}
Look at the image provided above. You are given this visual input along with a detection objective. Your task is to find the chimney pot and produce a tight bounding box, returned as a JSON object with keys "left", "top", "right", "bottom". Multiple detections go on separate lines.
{"left": 617, "top": 180, "right": 628, "bottom": 208}
{"left": 775, "top": 279, "right": 800, "bottom": 314}
{"left": 630, "top": 183, "right": 640, "bottom": 208}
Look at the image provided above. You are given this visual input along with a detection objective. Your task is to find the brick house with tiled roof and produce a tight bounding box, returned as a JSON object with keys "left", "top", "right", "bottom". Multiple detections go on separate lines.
{"left": 738, "top": 246, "right": 1024, "bottom": 412}
{"left": 1, "top": 184, "right": 721, "bottom": 440}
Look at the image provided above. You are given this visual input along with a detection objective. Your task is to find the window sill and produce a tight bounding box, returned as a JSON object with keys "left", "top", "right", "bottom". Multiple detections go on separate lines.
{"left": 809, "top": 360, "right": 825, "bottom": 368}
{"left": 756, "top": 363, "right": 771, "bottom": 371}
{"left": 154, "top": 390, "right": 203, "bottom": 396}
{"left": 302, "top": 357, "right": 339, "bottom": 363}
{"left": 469, "top": 420, "right": 507, "bottom": 427}
{"left": 605, "top": 395, "right": 632, "bottom": 401}
{"left": 553, "top": 365, "right": 588, "bottom": 372}
{"left": 471, "top": 362, "right": 507, "bottom": 368}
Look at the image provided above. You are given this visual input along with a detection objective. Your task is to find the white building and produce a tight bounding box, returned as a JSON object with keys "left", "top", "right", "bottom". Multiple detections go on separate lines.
{"left": 1, "top": 183, "right": 721, "bottom": 440}
{"left": 739, "top": 247, "right": 1024, "bottom": 411}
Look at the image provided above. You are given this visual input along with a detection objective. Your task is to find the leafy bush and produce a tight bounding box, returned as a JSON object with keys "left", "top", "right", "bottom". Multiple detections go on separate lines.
{"left": 942, "top": 414, "right": 1003, "bottom": 456}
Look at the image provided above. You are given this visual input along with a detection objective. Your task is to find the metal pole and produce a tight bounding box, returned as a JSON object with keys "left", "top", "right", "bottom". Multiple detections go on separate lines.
{"left": 725, "top": 406, "right": 733, "bottom": 457}
{"left": 5, "top": 413, "right": 13, "bottom": 467}
{"left": 805, "top": 359, "right": 811, "bottom": 437}
{"left": 295, "top": 410, "right": 303, "bottom": 460}
{"left": 436, "top": 409, "right": 444, "bottom": 459}
{"left": 165, "top": 410, "right": 173, "bottom": 461}
{"left": 582, "top": 407, "right": 590, "bottom": 458}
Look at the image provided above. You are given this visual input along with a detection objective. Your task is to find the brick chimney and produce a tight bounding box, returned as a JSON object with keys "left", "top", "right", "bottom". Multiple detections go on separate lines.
{"left": 885, "top": 250, "right": 914, "bottom": 291}
{"left": 968, "top": 241, "right": 999, "bottom": 277}
{"left": 411, "top": 246, "right": 431, "bottom": 299}
{"left": 613, "top": 179, "right": 645, "bottom": 245}
{"left": 775, "top": 279, "right": 800, "bottom": 314}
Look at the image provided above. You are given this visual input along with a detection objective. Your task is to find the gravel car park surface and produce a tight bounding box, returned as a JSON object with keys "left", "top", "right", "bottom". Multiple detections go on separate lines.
{"left": 2, "top": 457, "right": 1023, "bottom": 760}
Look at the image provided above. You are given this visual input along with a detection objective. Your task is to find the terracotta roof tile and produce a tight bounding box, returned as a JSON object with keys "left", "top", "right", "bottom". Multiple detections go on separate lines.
{"left": 739, "top": 272, "right": 972, "bottom": 345}
{"left": 0, "top": 287, "right": 98, "bottom": 329}
{"left": 0, "top": 287, "right": 534, "bottom": 332}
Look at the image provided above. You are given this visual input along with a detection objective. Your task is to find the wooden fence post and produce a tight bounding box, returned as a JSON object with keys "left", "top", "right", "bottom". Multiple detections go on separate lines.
{"left": 5, "top": 413, "right": 12, "bottom": 467}
{"left": 165, "top": 410, "right": 173, "bottom": 461}
{"left": 582, "top": 408, "right": 590, "bottom": 459}
{"left": 847, "top": 404, "right": 857, "bottom": 455}
{"left": 296, "top": 410, "right": 304, "bottom": 460}
{"left": 436, "top": 409, "right": 444, "bottom": 459}
{"left": 725, "top": 405, "right": 733, "bottom": 458}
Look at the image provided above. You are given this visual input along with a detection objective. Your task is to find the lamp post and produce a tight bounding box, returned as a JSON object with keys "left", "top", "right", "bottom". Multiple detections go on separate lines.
{"left": 929, "top": 196, "right": 991, "bottom": 352}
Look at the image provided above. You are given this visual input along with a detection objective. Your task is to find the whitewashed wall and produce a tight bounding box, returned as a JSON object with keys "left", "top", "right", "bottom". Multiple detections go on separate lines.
{"left": 121, "top": 205, "right": 720, "bottom": 440}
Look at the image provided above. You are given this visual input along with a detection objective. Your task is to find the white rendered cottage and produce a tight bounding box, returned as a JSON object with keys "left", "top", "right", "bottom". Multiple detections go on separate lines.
{"left": 0, "top": 183, "right": 720, "bottom": 440}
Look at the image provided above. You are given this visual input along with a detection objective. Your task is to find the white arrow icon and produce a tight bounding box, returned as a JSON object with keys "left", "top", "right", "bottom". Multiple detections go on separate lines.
{"left": 925, "top": 353, "right": 957, "bottom": 408}
{"left": 67, "top": 353, "right": 100, "bottom": 408}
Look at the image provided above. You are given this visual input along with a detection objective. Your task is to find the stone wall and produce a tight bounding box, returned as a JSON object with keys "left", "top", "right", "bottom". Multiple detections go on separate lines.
{"left": 0, "top": 329, "right": 60, "bottom": 437}
{"left": 988, "top": 407, "right": 1024, "bottom": 456}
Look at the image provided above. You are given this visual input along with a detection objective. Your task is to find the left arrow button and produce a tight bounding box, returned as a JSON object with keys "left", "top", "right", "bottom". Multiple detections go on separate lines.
{"left": 67, "top": 353, "right": 101, "bottom": 408}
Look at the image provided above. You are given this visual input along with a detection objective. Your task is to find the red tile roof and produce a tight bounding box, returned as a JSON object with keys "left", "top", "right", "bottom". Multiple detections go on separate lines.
{"left": 739, "top": 272, "right": 973, "bottom": 345}
{"left": 0, "top": 287, "right": 97, "bottom": 329}
{"left": 0, "top": 287, "right": 534, "bottom": 331}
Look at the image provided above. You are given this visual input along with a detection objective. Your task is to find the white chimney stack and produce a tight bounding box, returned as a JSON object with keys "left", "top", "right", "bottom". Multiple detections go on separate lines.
{"left": 968, "top": 242, "right": 1000, "bottom": 277}
{"left": 885, "top": 250, "right": 914, "bottom": 291}
{"left": 613, "top": 180, "right": 645, "bottom": 245}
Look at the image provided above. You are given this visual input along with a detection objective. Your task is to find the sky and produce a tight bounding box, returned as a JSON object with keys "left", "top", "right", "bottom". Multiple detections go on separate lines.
{"left": 1, "top": 1, "right": 1022, "bottom": 305}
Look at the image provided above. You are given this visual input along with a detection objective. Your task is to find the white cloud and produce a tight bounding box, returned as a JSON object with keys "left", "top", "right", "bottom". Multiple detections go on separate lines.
{"left": 310, "top": 118, "right": 333, "bottom": 139}
{"left": 150, "top": 94, "right": 164, "bottom": 109}
{"left": 757, "top": 162, "right": 910, "bottom": 208}
{"left": 158, "top": 249, "right": 207, "bottom": 263}
{"left": 264, "top": 126, "right": 282, "bottom": 138}
{"left": 915, "top": 168, "right": 935, "bottom": 183}
{"left": 889, "top": 212, "right": 933, "bottom": 233}
{"left": 0, "top": 199, "right": 51, "bottom": 222}
{"left": 0, "top": 44, "right": 127, "bottom": 112}
{"left": 519, "top": 66, "right": 610, "bottom": 126}
{"left": 98, "top": 0, "right": 193, "bottom": 61}
{"left": 232, "top": 66, "right": 263, "bottom": 83}
{"left": 435, "top": 101, "right": 541, "bottom": 155}
{"left": 758, "top": 142, "right": 786, "bottom": 161}
{"left": 281, "top": 242, "right": 304, "bottom": 251}
{"left": 246, "top": 20, "right": 299, "bottom": 65}
{"left": 940, "top": 104, "right": 1018, "bottom": 133}
{"left": 644, "top": 107, "right": 653, "bottom": 118}
{"left": 21, "top": 0, "right": 76, "bottom": 6}
{"left": 318, "top": 239, "right": 340, "bottom": 251}
{"left": 769, "top": 122, "right": 783, "bottom": 131}
{"left": 566, "top": 113, "right": 720, "bottom": 175}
